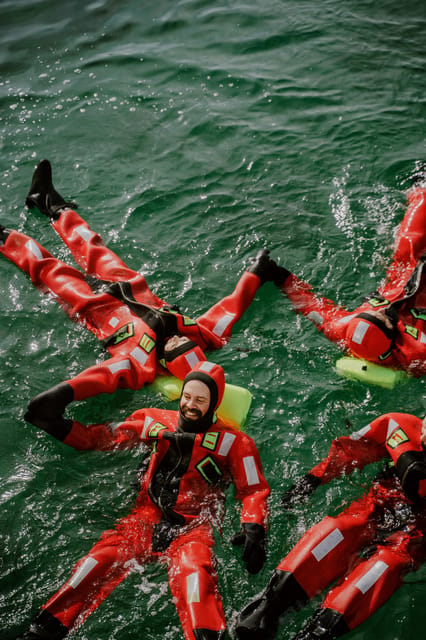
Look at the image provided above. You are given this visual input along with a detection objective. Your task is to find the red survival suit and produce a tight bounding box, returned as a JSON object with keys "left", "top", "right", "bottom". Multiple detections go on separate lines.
{"left": 18, "top": 362, "right": 270, "bottom": 640}
{"left": 237, "top": 412, "right": 426, "bottom": 640}
{"left": 279, "top": 187, "right": 426, "bottom": 376}
{"left": 0, "top": 207, "right": 264, "bottom": 438}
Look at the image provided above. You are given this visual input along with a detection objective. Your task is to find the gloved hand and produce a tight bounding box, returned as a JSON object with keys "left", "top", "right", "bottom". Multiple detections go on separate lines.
{"left": 231, "top": 523, "right": 266, "bottom": 574}
{"left": 247, "top": 249, "right": 290, "bottom": 286}
{"left": 281, "top": 473, "right": 321, "bottom": 510}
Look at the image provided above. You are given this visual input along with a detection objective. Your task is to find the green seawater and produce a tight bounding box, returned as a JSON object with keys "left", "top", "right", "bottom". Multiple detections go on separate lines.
{"left": 0, "top": 1, "right": 425, "bottom": 638}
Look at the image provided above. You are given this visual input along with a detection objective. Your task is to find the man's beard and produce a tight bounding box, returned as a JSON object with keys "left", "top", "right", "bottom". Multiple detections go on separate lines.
{"left": 180, "top": 404, "right": 203, "bottom": 422}
{"left": 178, "top": 403, "right": 214, "bottom": 433}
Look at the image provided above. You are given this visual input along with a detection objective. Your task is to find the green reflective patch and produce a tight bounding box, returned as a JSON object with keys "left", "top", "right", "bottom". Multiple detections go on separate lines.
{"left": 112, "top": 323, "right": 134, "bottom": 345}
{"left": 148, "top": 422, "right": 167, "bottom": 438}
{"left": 202, "top": 431, "right": 219, "bottom": 451}
{"left": 387, "top": 427, "right": 409, "bottom": 449}
{"left": 368, "top": 297, "right": 390, "bottom": 308}
{"left": 140, "top": 333, "right": 156, "bottom": 353}
{"left": 410, "top": 308, "right": 426, "bottom": 322}
{"left": 405, "top": 325, "right": 418, "bottom": 339}
{"left": 196, "top": 456, "right": 223, "bottom": 484}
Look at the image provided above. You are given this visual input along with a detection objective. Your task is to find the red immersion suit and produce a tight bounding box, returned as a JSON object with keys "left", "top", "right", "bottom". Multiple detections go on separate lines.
{"left": 279, "top": 188, "right": 426, "bottom": 376}
{"left": 23, "top": 365, "right": 269, "bottom": 640}
{"left": 277, "top": 412, "right": 426, "bottom": 635}
{"left": 0, "top": 208, "right": 262, "bottom": 436}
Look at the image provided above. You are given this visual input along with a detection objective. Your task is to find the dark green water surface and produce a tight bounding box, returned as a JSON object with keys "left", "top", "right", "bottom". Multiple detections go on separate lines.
{"left": 1, "top": 1, "right": 425, "bottom": 638}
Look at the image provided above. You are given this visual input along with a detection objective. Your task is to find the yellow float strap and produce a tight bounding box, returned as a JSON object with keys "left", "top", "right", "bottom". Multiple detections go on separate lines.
{"left": 147, "top": 375, "right": 252, "bottom": 430}
{"left": 335, "top": 357, "right": 410, "bottom": 389}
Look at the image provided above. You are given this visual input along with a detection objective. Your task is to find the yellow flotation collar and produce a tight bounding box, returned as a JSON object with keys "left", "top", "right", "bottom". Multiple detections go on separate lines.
{"left": 148, "top": 375, "right": 252, "bottom": 429}
{"left": 335, "top": 357, "right": 410, "bottom": 389}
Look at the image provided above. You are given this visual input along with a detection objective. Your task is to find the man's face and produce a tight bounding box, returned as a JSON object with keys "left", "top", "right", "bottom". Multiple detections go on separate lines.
{"left": 180, "top": 380, "right": 211, "bottom": 421}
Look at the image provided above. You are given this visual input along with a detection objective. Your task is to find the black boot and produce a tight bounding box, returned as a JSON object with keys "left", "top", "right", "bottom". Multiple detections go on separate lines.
{"left": 292, "top": 608, "right": 350, "bottom": 640}
{"left": 25, "top": 382, "right": 74, "bottom": 441}
{"left": 15, "top": 610, "right": 68, "bottom": 640}
{"left": 25, "top": 159, "right": 76, "bottom": 220}
{"left": 235, "top": 570, "right": 309, "bottom": 640}
{"left": 247, "top": 250, "right": 290, "bottom": 286}
{"left": 0, "top": 224, "right": 10, "bottom": 245}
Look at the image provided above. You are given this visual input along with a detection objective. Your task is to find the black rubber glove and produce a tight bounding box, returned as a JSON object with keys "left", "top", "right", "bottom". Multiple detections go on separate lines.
{"left": 247, "top": 249, "right": 290, "bottom": 286}
{"left": 281, "top": 473, "right": 321, "bottom": 510}
{"left": 231, "top": 523, "right": 266, "bottom": 574}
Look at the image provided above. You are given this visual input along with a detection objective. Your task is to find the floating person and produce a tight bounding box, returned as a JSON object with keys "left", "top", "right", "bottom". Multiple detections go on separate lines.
{"left": 14, "top": 361, "right": 270, "bottom": 640}
{"left": 0, "top": 159, "right": 280, "bottom": 439}
{"left": 235, "top": 411, "right": 426, "bottom": 640}
{"left": 270, "top": 170, "right": 426, "bottom": 383}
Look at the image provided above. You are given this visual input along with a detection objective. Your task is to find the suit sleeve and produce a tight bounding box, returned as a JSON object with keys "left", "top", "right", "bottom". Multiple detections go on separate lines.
{"left": 63, "top": 408, "right": 173, "bottom": 451}
{"left": 195, "top": 271, "right": 261, "bottom": 349}
{"left": 309, "top": 416, "right": 391, "bottom": 484}
{"left": 279, "top": 273, "right": 353, "bottom": 344}
{"left": 227, "top": 432, "right": 270, "bottom": 529}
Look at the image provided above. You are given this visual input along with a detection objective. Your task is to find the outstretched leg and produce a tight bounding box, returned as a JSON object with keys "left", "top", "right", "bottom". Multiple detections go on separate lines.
{"left": 167, "top": 526, "right": 227, "bottom": 640}
{"left": 0, "top": 227, "right": 124, "bottom": 335}
{"left": 195, "top": 249, "right": 289, "bottom": 347}
{"left": 25, "top": 158, "right": 76, "bottom": 219}
{"left": 15, "top": 514, "right": 156, "bottom": 639}
{"left": 291, "top": 525, "right": 425, "bottom": 639}
{"left": 235, "top": 491, "right": 378, "bottom": 640}
{"left": 26, "top": 159, "right": 164, "bottom": 305}
{"left": 383, "top": 187, "right": 426, "bottom": 289}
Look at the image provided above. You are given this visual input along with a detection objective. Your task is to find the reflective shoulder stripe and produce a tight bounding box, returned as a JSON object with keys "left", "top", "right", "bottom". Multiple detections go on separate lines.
{"left": 197, "top": 361, "right": 215, "bottom": 373}
{"left": 386, "top": 417, "right": 400, "bottom": 439}
{"left": 350, "top": 424, "right": 371, "bottom": 440}
{"left": 351, "top": 320, "right": 369, "bottom": 345}
{"left": 109, "top": 421, "right": 124, "bottom": 433}
{"left": 337, "top": 313, "right": 358, "bottom": 324}
{"left": 142, "top": 416, "right": 154, "bottom": 439}
{"left": 218, "top": 432, "right": 236, "bottom": 456}
{"left": 185, "top": 350, "right": 201, "bottom": 369}
{"left": 109, "top": 317, "right": 120, "bottom": 328}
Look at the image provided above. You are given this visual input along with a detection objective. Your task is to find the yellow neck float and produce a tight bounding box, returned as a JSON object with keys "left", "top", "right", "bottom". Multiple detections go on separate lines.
{"left": 148, "top": 375, "right": 253, "bottom": 429}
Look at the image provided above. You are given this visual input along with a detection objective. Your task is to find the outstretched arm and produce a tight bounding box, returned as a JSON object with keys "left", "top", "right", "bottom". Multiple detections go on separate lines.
{"left": 196, "top": 270, "right": 262, "bottom": 349}
{"left": 278, "top": 272, "right": 352, "bottom": 345}
{"left": 62, "top": 407, "right": 176, "bottom": 451}
{"left": 228, "top": 432, "right": 270, "bottom": 574}
{"left": 281, "top": 417, "right": 388, "bottom": 509}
